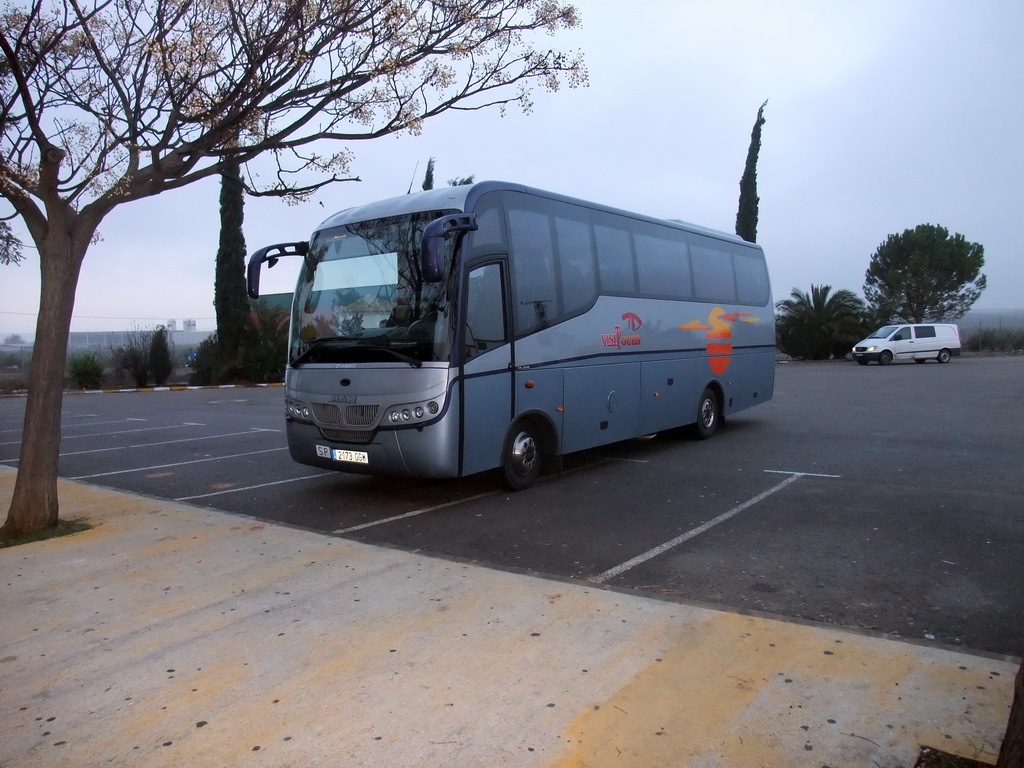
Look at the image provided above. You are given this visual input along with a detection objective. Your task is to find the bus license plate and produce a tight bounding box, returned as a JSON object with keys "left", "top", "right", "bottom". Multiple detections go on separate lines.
{"left": 333, "top": 449, "right": 368, "bottom": 464}
{"left": 318, "top": 445, "right": 369, "bottom": 464}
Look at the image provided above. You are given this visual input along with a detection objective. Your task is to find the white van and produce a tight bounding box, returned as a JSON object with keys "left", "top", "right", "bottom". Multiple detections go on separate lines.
{"left": 852, "top": 324, "right": 961, "bottom": 365}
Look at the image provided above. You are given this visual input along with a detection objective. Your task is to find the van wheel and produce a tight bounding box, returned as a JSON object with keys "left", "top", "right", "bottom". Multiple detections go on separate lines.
{"left": 502, "top": 421, "right": 541, "bottom": 491}
{"left": 937, "top": 349, "right": 952, "bottom": 364}
{"left": 878, "top": 350, "right": 893, "bottom": 366}
{"left": 694, "top": 387, "right": 719, "bottom": 440}
{"left": 856, "top": 359, "right": 868, "bottom": 366}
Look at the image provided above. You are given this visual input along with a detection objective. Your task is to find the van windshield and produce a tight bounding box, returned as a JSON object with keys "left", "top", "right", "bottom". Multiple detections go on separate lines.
{"left": 867, "top": 325, "right": 898, "bottom": 339}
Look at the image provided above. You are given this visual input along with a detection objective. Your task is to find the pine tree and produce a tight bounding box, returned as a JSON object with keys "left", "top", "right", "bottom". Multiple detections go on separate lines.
{"left": 864, "top": 224, "right": 986, "bottom": 322}
{"left": 736, "top": 100, "right": 768, "bottom": 243}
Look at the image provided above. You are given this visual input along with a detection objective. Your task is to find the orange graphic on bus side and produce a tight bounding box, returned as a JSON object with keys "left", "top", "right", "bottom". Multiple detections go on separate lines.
{"left": 679, "top": 307, "right": 759, "bottom": 375}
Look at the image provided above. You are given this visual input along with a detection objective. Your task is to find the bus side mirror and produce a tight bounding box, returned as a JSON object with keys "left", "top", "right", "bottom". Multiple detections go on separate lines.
{"left": 246, "top": 242, "right": 308, "bottom": 299}
{"left": 421, "top": 214, "right": 477, "bottom": 282}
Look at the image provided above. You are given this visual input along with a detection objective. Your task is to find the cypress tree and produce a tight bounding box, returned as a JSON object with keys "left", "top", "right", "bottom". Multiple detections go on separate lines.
{"left": 214, "top": 157, "right": 249, "bottom": 356}
{"left": 736, "top": 100, "right": 768, "bottom": 243}
{"left": 149, "top": 325, "right": 173, "bottom": 386}
{"left": 422, "top": 157, "right": 435, "bottom": 191}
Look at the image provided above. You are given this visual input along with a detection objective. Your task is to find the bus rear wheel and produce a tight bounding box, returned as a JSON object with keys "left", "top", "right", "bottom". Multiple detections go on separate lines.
{"left": 694, "top": 387, "right": 720, "bottom": 440}
{"left": 503, "top": 422, "right": 541, "bottom": 491}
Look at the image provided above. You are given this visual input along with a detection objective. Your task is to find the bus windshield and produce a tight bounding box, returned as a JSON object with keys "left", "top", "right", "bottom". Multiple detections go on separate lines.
{"left": 290, "top": 211, "right": 456, "bottom": 366}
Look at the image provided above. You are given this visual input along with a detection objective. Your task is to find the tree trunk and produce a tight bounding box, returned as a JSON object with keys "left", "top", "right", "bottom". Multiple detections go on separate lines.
{"left": 998, "top": 662, "right": 1024, "bottom": 768}
{"left": 2, "top": 219, "right": 88, "bottom": 536}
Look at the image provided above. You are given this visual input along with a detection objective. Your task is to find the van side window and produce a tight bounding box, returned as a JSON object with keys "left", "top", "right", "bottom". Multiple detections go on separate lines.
{"left": 915, "top": 326, "right": 936, "bottom": 338}
{"left": 892, "top": 327, "right": 911, "bottom": 341}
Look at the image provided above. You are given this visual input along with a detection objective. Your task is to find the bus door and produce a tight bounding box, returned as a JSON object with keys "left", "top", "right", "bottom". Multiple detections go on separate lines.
{"left": 459, "top": 262, "right": 514, "bottom": 476}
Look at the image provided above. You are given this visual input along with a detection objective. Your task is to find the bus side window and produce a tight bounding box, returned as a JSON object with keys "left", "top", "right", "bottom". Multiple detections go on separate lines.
{"left": 634, "top": 227, "right": 691, "bottom": 299}
{"left": 690, "top": 234, "right": 738, "bottom": 303}
{"left": 554, "top": 215, "right": 596, "bottom": 315}
{"left": 465, "top": 193, "right": 506, "bottom": 257}
{"left": 508, "top": 207, "right": 556, "bottom": 336}
{"left": 734, "top": 249, "right": 770, "bottom": 305}
{"left": 594, "top": 223, "right": 636, "bottom": 294}
{"left": 464, "top": 263, "right": 508, "bottom": 361}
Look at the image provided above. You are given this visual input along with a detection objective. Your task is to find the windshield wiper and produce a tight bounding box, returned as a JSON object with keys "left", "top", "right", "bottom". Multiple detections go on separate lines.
{"left": 291, "top": 336, "right": 423, "bottom": 368}
{"left": 291, "top": 336, "right": 357, "bottom": 368}
{"left": 376, "top": 347, "right": 422, "bottom": 368}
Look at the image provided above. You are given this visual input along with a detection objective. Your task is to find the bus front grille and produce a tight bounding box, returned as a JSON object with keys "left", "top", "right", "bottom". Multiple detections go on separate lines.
{"left": 319, "top": 428, "right": 374, "bottom": 444}
{"left": 311, "top": 402, "right": 380, "bottom": 427}
{"left": 345, "top": 404, "right": 380, "bottom": 426}
{"left": 311, "top": 402, "right": 342, "bottom": 425}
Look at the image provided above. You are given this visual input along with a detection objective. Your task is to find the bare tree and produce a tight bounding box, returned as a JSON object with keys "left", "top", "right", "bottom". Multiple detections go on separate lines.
{"left": 1, "top": 0, "right": 585, "bottom": 535}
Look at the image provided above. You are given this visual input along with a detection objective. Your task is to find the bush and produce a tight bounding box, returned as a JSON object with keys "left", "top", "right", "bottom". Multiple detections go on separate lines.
{"left": 190, "top": 303, "right": 287, "bottom": 385}
{"left": 110, "top": 327, "right": 152, "bottom": 387}
{"left": 238, "top": 302, "right": 288, "bottom": 383}
{"left": 964, "top": 328, "right": 1024, "bottom": 353}
{"left": 67, "top": 353, "right": 105, "bottom": 389}
{"left": 189, "top": 334, "right": 222, "bottom": 386}
{"left": 149, "top": 326, "right": 173, "bottom": 386}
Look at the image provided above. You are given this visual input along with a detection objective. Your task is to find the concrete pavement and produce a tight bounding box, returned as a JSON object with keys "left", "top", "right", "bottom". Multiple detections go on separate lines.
{"left": 0, "top": 465, "right": 1016, "bottom": 767}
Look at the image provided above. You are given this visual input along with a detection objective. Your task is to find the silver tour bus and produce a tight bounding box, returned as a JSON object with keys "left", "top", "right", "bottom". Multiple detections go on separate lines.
{"left": 247, "top": 181, "right": 775, "bottom": 490}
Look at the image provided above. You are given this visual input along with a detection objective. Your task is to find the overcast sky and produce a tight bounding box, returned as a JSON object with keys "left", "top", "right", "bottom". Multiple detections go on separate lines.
{"left": 2, "top": 0, "right": 1022, "bottom": 338}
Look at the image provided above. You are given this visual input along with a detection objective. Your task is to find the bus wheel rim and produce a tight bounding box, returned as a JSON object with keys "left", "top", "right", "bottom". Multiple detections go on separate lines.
{"left": 701, "top": 398, "right": 715, "bottom": 428}
{"left": 510, "top": 431, "right": 537, "bottom": 475}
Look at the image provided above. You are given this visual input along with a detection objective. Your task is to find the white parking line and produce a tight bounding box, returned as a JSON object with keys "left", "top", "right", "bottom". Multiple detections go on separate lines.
{"left": 62, "top": 417, "right": 148, "bottom": 429}
{"left": 0, "top": 428, "right": 279, "bottom": 463}
{"left": 0, "top": 422, "right": 208, "bottom": 447}
{"left": 68, "top": 447, "right": 289, "bottom": 479}
{"left": 334, "top": 491, "right": 499, "bottom": 534}
{"left": 590, "top": 470, "right": 838, "bottom": 584}
{"left": 765, "top": 469, "right": 841, "bottom": 478}
{"left": 175, "top": 472, "right": 334, "bottom": 500}
{"left": 56, "top": 428, "right": 280, "bottom": 457}
{"left": 0, "top": 417, "right": 148, "bottom": 436}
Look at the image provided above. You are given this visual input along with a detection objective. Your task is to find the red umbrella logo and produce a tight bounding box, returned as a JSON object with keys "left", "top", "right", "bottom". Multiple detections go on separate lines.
{"left": 679, "top": 307, "right": 758, "bottom": 375}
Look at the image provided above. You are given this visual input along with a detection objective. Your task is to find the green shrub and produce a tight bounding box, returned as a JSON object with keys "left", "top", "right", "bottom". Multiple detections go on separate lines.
{"left": 109, "top": 326, "right": 152, "bottom": 387}
{"left": 149, "top": 326, "right": 173, "bottom": 386}
{"left": 189, "top": 334, "right": 222, "bottom": 386}
{"left": 965, "top": 328, "right": 1024, "bottom": 352}
{"left": 67, "top": 353, "right": 105, "bottom": 390}
{"left": 189, "top": 303, "right": 287, "bottom": 386}
{"left": 238, "top": 302, "right": 287, "bottom": 383}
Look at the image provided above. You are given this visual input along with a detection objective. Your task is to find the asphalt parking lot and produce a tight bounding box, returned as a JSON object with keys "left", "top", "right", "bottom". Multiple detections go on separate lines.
{"left": 2, "top": 356, "right": 1022, "bottom": 657}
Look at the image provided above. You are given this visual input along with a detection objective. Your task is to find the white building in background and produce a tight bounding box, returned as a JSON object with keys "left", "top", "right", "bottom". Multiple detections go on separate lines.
{"left": 66, "top": 323, "right": 212, "bottom": 352}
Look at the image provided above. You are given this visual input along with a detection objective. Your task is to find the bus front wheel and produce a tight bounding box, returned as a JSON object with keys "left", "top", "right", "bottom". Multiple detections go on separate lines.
{"left": 694, "top": 387, "right": 720, "bottom": 440}
{"left": 503, "top": 422, "right": 541, "bottom": 491}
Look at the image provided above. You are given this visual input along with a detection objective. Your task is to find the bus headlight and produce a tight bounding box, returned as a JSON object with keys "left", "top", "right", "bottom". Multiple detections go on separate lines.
{"left": 387, "top": 398, "right": 442, "bottom": 426}
{"left": 286, "top": 399, "right": 313, "bottom": 422}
